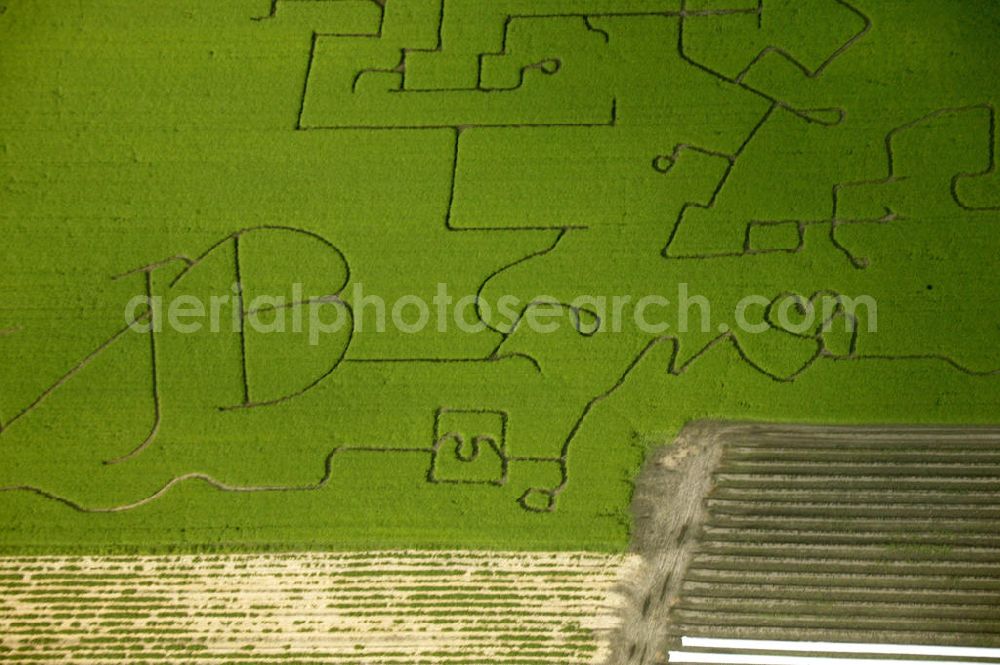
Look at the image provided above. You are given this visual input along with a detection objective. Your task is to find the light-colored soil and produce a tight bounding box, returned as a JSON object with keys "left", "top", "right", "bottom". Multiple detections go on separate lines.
{"left": 0, "top": 550, "right": 640, "bottom": 664}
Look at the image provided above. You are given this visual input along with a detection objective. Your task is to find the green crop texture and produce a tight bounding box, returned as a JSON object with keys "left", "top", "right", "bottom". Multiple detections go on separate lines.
{"left": 0, "top": 0, "right": 998, "bottom": 553}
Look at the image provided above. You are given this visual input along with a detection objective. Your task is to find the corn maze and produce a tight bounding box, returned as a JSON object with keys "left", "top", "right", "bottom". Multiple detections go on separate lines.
{"left": 1, "top": 0, "right": 999, "bottom": 662}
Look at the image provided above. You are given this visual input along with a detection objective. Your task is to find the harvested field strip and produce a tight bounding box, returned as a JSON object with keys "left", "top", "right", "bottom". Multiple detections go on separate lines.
{"left": 667, "top": 426, "right": 1000, "bottom": 647}
{"left": 701, "top": 527, "right": 1000, "bottom": 546}
{"left": 704, "top": 515, "right": 1000, "bottom": 532}
{"left": 0, "top": 551, "right": 639, "bottom": 664}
